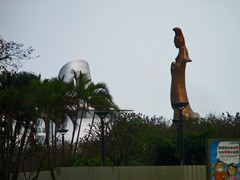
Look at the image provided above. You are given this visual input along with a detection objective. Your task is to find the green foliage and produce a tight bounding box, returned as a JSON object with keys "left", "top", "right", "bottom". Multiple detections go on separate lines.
{"left": 72, "top": 156, "right": 102, "bottom": 166}
{"left": 154, "top": 135, "right": 179, "bottom": 165}
{"left": 79, "top": 112, "right": 240, "bottom": 166}
{"left": 0, "top": 71, "right": 41, "bottom": 180}
{"left": 0, "top": 70, "right": 118, "bottom": 179}
{"left": 1, "top": 70, "right": 240, "bottom": 174}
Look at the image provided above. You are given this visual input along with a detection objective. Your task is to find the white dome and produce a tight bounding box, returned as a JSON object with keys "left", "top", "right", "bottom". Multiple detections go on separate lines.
{"left": 58, "top": 59, "right": 91, "bottom": 82}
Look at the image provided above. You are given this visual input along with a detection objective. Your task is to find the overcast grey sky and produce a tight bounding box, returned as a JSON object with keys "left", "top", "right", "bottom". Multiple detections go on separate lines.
{"left": 1, "top": 0, "right": 240, "bottom": 119}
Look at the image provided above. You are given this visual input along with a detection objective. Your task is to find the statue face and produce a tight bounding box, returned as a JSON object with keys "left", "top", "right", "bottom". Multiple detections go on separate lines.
{"left": 174, "top": 36, "right": 183, "bottom": 48}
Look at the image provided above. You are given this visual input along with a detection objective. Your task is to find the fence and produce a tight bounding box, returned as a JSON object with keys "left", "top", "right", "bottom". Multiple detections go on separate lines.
{"left": 18, "top": 165, "right": 207, "bottom": 180}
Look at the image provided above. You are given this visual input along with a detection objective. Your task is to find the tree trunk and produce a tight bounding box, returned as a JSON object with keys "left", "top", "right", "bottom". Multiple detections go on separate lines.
{"left": 11, "top": 125, "right": 28, "bottom": 180}
{"left": 82, "top": 113, "right": 95, "bottom": 153}
{"left": 68, "top": 116, "right": 77, "bottom": 160}
{"left": 72, "top": 110, "right": 84, "bottom": 160}
{"left": 44, "top": 114, "right": 56, "bottom": 180}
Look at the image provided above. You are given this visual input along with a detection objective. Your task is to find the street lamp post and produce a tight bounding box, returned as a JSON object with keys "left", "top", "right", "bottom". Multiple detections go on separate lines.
{"left": 95, "top": 111, "right": 109, "bottom": 166}
{"left": 172, "top": 102, "right": 189, "bottom": 166}
{"left": 58, "top": 129, "right": 68, "bottom": 164}
{"left": 172, "top": 119, "right": 180, "bottom": 148}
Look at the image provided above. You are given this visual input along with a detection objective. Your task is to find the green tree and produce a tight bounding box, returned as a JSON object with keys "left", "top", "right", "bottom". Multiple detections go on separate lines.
{"left": 105, "top": 113, "right": 144, "bottom": 165}
{"left": 0, "top": 71, "right": 40, "bottom": 180}
{"left": 154, "top": 135, "right": 179, "bottom": 165}
{"left": 31, "top": 77, "right": 72, "bottom": 179}
{"left": 81, "top": 113, "right": 170, "bottom": 166}
{"left": 68, "top": 71, "right": 117, "bottom": 161}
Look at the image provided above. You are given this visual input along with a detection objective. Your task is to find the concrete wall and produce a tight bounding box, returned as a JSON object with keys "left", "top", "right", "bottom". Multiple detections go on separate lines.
{"left": 18, "top": 165, "right": 207, "bottom": 180}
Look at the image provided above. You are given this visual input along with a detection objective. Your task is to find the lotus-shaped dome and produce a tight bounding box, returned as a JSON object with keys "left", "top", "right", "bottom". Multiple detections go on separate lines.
{"left": 58, "top": 59, "right": 91, "bottom": 82}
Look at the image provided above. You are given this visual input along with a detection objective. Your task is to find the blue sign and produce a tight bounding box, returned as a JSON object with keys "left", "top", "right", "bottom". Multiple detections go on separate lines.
{"left": 208, "top": 139, "right": 240, "bottom": 180}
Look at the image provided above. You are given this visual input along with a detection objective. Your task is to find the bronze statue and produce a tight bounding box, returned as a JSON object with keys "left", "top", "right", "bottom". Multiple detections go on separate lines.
{"left": 171, "top": 27, "right": 199, "bottom": 119}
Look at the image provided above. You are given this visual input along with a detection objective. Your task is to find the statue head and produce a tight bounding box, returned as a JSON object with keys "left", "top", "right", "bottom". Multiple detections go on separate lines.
{"left": 173, "top": 27, "right": 185, "bottom": 48}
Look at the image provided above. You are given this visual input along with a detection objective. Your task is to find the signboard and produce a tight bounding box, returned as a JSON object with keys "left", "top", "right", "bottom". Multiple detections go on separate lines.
{"left": 208, "top": 139, "right": 240, "bottom": 180}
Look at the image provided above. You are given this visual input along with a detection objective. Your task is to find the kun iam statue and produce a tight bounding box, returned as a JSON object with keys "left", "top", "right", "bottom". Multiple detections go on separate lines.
{"left": 171, "top": 27, "right": 199, "bottom": 120}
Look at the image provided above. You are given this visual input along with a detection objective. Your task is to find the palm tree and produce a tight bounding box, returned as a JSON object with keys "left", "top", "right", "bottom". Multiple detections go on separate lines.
{"left": 67, "top": 71, "right": 117, "bottom": 160}
{"left": 0, "top": 71, "right": 40, "bottom": 180}
{"left": 31, "top": 78, "right": 58, "bottom": 179}
{"left": 66, "top": 71, "right": 91, "bottom": 160}
{"left": 30, "top": 76, "right": 75, "bottom": 178}
{"left": 46, "top": 78, "right": 73, "bottom": 165}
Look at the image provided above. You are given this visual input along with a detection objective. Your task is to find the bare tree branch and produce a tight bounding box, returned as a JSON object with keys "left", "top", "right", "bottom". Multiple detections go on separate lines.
{"left": 0, "top": 36, "right": 39, "bottom": 72}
